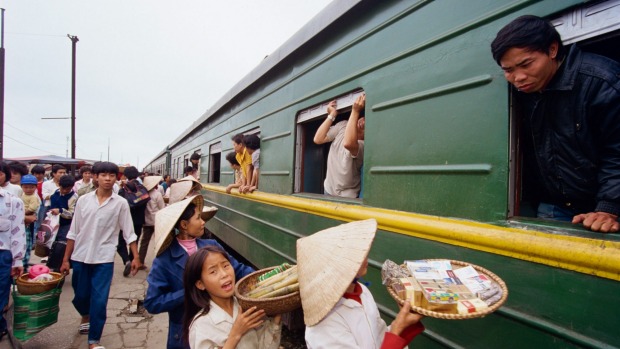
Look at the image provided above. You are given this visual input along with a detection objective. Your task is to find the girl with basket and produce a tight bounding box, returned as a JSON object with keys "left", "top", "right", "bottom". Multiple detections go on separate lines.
{"left": 144, "top": 195, "right": 254, "bottom": 349}
{"left": 182, "top": 245, "right": 282, "bottom": 348}
{"left": 298, "top": 219, "right": 425, "bottom": 349}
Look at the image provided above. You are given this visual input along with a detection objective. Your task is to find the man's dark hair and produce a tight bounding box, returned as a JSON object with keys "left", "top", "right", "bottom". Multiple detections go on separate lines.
{"left": 163, "top": 174, "right": 170, "bottom": 181}
{"left": 79, "top": 165, "right": 92, "bottom": 175}
{"left": 491, "top": 15, "right": 565, "bottom": 65}
{"left": 92, "top": 162, "right": 119, "bottom": 175}
{"left": 59, "top": 175, "right": 76, "bottom": 189}
{"left": 242, "top": 134, "right": 260, "bottom": 151}
{"left": 225, "top": 152, "right": 240, "bottom": 166}
{"left": 190, "top": 152, "right": 201, "bottom": 161}
{"left": 8, "top": 161, "right": 29, "bottom": 176}
{"left": 0, "top": 161, "right": 11, "bottom": 182}
{"left": 231, "top": 133, "right": 244, "bottom": 144}
{"left": 124, "top": 166, "right": 139, "bottom": 180}
{"left": 51, "top": 164, "right": 66, "bottom": 174}
{"left": 31, "top": 165, "right": 46, "bottom": 175}
{"left": 184, "top": 165, "right": 195, "bottom": 176}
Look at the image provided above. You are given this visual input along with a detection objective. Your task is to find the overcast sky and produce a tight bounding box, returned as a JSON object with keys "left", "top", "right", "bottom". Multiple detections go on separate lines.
{"left": 0, "top": 0, "right": 332, "bottom": 168}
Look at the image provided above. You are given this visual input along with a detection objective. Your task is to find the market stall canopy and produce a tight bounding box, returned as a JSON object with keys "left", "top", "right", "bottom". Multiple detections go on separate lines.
{"left": 3, "top": 154, "right": 95, "bottom": 165}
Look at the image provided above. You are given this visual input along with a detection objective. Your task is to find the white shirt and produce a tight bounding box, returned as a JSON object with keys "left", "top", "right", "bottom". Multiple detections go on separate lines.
{"left": 73, "top": 178, "right": 92, "bottom": 193}
{"left": 67, "top": 190, "right": 137, "bottom": 263}
{"left": 189, "top": 297, "right": 281, "bottom": 349}
{"left": 144, "top": 189, "right": 165, "bottom": 226}
{"left": 3, "top": 182, "right": 23, "bottom": 197}
{"left": 42, "top": 180, "right": 59, "bottom": 206}
{"left": 305, "top": 284, "right": 389, "bottom": 349}
{"left": 0, "top": 188, "right": 26, "bottom": 268}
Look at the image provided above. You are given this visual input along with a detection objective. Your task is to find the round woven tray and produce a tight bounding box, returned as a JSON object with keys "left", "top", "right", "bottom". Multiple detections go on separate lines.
{"left": 16, "top": 272, "right": 64, "bottom": 295}
{"left": 34, "top": 243, "right": 49, "bottom": 258}
{"left": 235, "top": 267, "right": 301, "bottom": 316}
{"left": 387, "top": 259, "right": 508, "bottom": 320}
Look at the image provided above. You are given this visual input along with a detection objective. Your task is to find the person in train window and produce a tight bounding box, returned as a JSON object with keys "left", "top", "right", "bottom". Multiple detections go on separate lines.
{"left": 314, "top": 94, "right": 365, "bottom": 198}
{"left": 491, "top": 15, "right": 620, "bottom": 233}
{"left": 298, "top": 219, "right": 424, "bottom": 349}
{"left": 184, "top": 165, "right": 198, "bottom": 179}
{"left": 190, "top": 152, "right": 201, "bottom": 180}
{"left": 240, "top": 134, "right": 260, "bottom": 193}
{"left": 144, "top": 195, "right": 254, "bottom": 349}
{"left": 232, "top": 133, "right": 253, "bottom": 192}
{"left": 225, "top": 152, "right": 244, "bottom": 194}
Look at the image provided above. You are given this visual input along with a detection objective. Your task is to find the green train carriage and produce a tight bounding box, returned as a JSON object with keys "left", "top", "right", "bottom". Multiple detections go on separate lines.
{"left": 146, "top": 1, "right": 620, "bottom": 347}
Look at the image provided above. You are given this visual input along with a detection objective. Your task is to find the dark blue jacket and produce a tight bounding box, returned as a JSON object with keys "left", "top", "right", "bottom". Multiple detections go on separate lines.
{"left": 143, "top": 238, "right": 254, "bottom": 349}
{"left": 518, "top": 45, "right": 620, "bottom": 215}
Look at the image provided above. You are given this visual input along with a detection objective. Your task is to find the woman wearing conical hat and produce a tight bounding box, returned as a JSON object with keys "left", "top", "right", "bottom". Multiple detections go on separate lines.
{"left": 143, "top": 195, "right": 254, "bottom": 349}
{"left": 298, "top": 219, "right": 425, "bottom": 349}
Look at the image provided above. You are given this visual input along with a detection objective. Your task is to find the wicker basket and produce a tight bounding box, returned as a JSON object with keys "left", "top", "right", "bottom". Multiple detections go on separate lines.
{"left": 16, "top": 272, "right": 64, "bottom": 295}
{"left": 235, "top": 267, "right": 301, "bottom": 316}
{"left": 387, "top": 259, "right": 508, "bottom": 320}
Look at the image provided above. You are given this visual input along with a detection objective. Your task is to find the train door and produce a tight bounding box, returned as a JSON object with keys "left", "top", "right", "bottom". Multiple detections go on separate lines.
{"left": 208, "top": 143, "right": 221, "bottom": 183}
{"left": 509, "top": 0, "right": 620, "bottom": 218}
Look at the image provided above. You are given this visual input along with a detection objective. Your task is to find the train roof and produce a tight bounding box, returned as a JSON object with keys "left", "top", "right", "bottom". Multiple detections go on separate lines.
{"left": 167, "top": 0, "right": 360, "bottom": 149}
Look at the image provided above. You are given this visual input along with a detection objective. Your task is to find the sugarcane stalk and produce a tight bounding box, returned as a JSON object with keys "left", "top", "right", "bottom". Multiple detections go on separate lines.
{"left": 252, "top": 265, "right": 297, "bottom": 289}
{"left": 247, "top": 272, "right": 299, "bottom": 298}
{"left": 257, "top": 283, "right": 300, "bottom": 299}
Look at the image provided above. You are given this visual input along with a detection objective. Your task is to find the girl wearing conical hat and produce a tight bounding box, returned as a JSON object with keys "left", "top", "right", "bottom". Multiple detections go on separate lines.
{"left": 297, "top": 219, "right": 425, "bottom": 349}
{"left": 143, "top": 195, "right": 254, "bottom": 349}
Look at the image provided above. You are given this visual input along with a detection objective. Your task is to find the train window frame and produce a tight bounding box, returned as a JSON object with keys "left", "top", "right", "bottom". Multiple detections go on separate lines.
{"left": 208, "top": 142, "right": 222, "bottom": 183}
{"left": 294, "top": 89, "right": 365, "bottom": 195}
{"left": 508, "top": 1, "right": 620, "bottom": 219}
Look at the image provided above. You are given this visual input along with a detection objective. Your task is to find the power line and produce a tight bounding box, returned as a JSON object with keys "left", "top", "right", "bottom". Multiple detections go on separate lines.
{"left": 4, "top": 134, "right": 62, "bottom": 155}
{"left": 6, "top": 31, "right": 66, "bottom": 38}
{"left": 5, "top": 122, "right": 66, "bottom": 146}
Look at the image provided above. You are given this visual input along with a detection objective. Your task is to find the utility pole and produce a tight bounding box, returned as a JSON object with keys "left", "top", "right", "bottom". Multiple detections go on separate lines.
{"left": 68, "top": 34, "right": 78, "bottom": 159}
{"left": 0, "top": 9, "right": 6, "bottom": 160}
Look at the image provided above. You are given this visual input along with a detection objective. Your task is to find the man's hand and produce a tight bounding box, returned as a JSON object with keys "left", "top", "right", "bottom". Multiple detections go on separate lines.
{"left": 131, "top": 258, "right": 141, "bottom": 276}
{"left": 352, "top": 94, "right": 365, "bottom": 112}
{"left": 327, "top": 100, "right": 337, "bottom": 115}
{"left": 572, "top": 212, "right": 619, "bottom": 233}
{"left": 11, "top": 266, "right": 24, "bottom": 277}
{"left": 60, "top": 260, "right": 71, "bottom": 275}
{"left": 50, "top": 208, "right": 60, "bottom": 215}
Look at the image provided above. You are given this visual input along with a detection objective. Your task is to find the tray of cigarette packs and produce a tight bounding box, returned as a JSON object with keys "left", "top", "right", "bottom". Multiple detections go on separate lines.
{"left": 382, "top": 259, "right": 508, "bottom": 319}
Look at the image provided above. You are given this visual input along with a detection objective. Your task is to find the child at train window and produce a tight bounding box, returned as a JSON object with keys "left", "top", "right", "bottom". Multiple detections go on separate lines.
{"left": 225, "top": 152, "right": 244, "bottom": 194}
{"left": 231, "top": 133, "right": 253, "bottom": 193}
{"left": 241, "top": 134, "right": 260, "bottom": 193}
{"left": 182, "top": 245, "right": 281, "bottom": 349}
{"left": 190, "top": 152, "right": 201, "bottom": 180}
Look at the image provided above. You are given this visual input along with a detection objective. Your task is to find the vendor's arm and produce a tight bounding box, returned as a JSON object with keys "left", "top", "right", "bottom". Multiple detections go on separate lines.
{"left": 143, "top": 259, "right": 184, "bottom": 314}
{"left": 382, "top": 301, "right": 424, "bottom": 349}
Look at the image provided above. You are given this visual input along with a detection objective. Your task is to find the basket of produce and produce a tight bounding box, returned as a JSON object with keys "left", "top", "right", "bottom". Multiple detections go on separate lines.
{"left": 235, "top": 263, "right": 301, "bottom": 316}
{"left": 16, "top": 272, "right": 64, "bottom": 295}
{"left": 383, "top": 259, "right": 508, "bottom": 320}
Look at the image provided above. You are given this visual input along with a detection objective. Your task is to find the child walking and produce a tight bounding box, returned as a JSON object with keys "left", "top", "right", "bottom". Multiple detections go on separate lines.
{"left": 47, "top": 175, "right": 78, "bottom": 271}
{"left": 20, "top": 174, "right": 41, "bottom": 271}
{"left": 182, "top": 245, "right": 281, "bottom": 349}
{"left": 60, "top": 162, "right": 140, "bottom": 349}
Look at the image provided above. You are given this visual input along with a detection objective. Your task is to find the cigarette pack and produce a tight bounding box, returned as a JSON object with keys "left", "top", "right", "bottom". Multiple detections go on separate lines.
{"left": 398, "top": 277, "right": 423, "bottom": 306}
{"left": 457, "top": 298, "right": 489, "bottom": 315}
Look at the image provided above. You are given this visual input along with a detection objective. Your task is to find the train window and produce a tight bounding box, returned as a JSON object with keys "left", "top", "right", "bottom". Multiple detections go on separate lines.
{"left": 209, "top": 142, "right": 221, "bottom": 183}
{"left": 509, "top": 2, "right": 620, "bottom": 218}
{"left": 294, "top": 89, "right": 365, "bottom": 195}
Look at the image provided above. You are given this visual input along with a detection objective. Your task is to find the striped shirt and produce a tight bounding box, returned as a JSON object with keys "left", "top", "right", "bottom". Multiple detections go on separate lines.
{"left": 0, "top": 188, "right": 27, "bottom": 268}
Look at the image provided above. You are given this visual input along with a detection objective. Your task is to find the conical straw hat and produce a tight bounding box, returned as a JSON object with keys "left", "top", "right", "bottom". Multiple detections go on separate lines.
{"left": 297, "top": 219, "right": 377, "bottom": 326}
{"left": 143, "top": 176, "right": 163, "bottom": 192}
{"left": 153, "top": 195, "right": 204, "bottom": 256}
{"left": 169, "top": 176, "right": 202, "bottom": 204}
{"left": 201, "top": 206, "right": 218, "bottom": 222}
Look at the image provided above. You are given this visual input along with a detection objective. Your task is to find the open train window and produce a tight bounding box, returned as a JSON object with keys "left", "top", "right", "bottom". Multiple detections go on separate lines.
{"left": 294, "top": 89, "right": 365, "bottom": 195}
{"left": 508, "top": 0, "right": 620, "bottom": 218}
{"left": 209, "top": 143, "right": 221, "bottom": 183}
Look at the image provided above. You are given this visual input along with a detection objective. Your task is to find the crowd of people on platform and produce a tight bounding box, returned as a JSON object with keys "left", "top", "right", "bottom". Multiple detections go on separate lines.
{"left": 0, "top": 13, "right": 618, "bottom": 349}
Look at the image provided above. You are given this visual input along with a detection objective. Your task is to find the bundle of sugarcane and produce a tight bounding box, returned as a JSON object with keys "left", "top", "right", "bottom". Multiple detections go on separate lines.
{"left": 257, "top": 263, "right": 292, "bottom": 282}
{"left": 246, "top": 265, "right": 298, "bottom": 299}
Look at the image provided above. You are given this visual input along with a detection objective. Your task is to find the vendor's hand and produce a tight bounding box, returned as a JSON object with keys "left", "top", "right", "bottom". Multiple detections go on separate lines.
{"left": 230, "top": 306, "right": 265, "bottom": 338}
{"left": 352, "top": 94, "right": 366, "bottom": 112}
{"left": 273, "top": 314, "right": 282, "bottom": 325}
{"left": 11, "top": 266, "right": 24, "bottom": 277}
{"left": 24, "top": 214, "right": 37, "bottom": 225}
{"left": 130, "top": 258, "right": 141, "bottom": 276}
{"left": 390, "top": 299, "right": 423, "bottom": 337}
{"left": 572, "top": 212, "right": 619, "bottom": 233}
{"left": 50, "top": 208, "right": 60, "bottom": 215}
{"left": 327, "top": 100, "right": 337, "bottom": 115}
{"left": 60, "top": 261, "right": 71, "bottom": 275}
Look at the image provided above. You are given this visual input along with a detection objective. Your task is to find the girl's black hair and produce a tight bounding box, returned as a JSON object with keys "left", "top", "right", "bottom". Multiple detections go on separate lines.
{"left": 0, "top": 161, "right": 11, "bottom": 185}
{"left": 225, "top": 152, "right": 240, "bottom": 166}
{"left": 182, "top": 245, "right": 232, "bottom": 345}
{"left": 8, "top": 161, "right": 29, "bottom": 176}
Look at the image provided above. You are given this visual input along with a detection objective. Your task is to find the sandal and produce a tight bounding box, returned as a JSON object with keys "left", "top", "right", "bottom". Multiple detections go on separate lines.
{"left": 79, "top": 322, "right": 90, "bottom": 334}
{"left": 91, "top": 346, "right": 105, "bottom": 349}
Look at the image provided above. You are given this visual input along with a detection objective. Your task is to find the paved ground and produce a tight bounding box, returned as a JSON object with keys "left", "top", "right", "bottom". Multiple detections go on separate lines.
{"left": 2, "top": 251, "right": 167, "bottom": 349}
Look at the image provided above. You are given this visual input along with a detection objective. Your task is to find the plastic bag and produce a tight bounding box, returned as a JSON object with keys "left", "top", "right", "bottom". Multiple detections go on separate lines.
{"left": 36, "top": 212, "right": 60, "bottom": 250}
{"left": 12, "top": 286, "right": 62, "bottom": 341}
